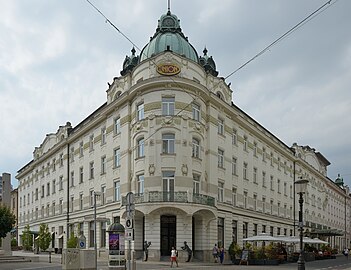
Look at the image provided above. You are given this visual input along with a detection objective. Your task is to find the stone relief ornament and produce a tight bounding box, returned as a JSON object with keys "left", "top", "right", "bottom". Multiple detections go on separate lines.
{"left": 149, "top": 164, "right": 155, "bottom": 176}
{"left": 181, "top": 164, "right": 188, "bottom": 176}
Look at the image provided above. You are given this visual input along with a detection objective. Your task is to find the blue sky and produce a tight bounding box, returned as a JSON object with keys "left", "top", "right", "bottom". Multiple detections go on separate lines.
{"left": 1, "top": 0, "right": 350, "bottom": 188}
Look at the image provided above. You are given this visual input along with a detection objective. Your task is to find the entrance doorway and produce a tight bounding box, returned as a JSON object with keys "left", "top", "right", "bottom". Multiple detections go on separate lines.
{"left": 160, "top": 215, "right": 176, "bottom": 256}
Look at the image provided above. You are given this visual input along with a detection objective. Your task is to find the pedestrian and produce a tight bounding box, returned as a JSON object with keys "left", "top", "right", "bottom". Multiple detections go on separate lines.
{"left": 143, "top": 240, "right": 151, "bottom": 261}
{"left": 344, "top": 247, "right": 349, "bottom": 259}
{"left": 219, "top": 246, "right": 225, "bottom": 264}
{"left": 212, "top": 243, "right": 219, "bottom": 263}
{"left": 181, "top": 241, "right": 192, "bottom": 262}
{"left": 170, "top": 246, "right": 179, "bottom": 267}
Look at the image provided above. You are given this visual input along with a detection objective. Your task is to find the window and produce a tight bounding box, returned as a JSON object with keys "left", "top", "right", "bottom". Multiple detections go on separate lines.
{"left": 101, "top": 127, "right": 106, "bottom": 145}
{"left": 217, "top": 149, "right": 225, "bottom": 168}
{"left": 162, "top": 171, "right": 175, "bottom": 201}
{"left": 243, "top": 136, "right": 248, "bottom": 151}
{"left": 41, "top": 185, "right": 45, "bottom": 198}
{"left": 277, "top": 179, "right": 281, "bottom": 193}
{"left": 59, "top": 199, "right": 63, "bottom": 214}
{"left": 262, "top": 225, "right": 266, "bottom": 234}
{"left": 101, "top": 185, "right": 106, "bottom": 205}
{"left": 218, "top": 218, "right": 225, "bottom": 247}
{"left": 52, "top": 179, "right": 56, "bottom": 194}
{"left": 253, "top": 167, "right": 257, "bottom": 184}
{"left": 137, "top": 138, "right": 144, "bottom": 158}
{"left": 277, "top": 202, "right": 281, "bottom": 216}
{"left": 192, "top": 138, "right": 200, "bottom": 158}
{"left": 89, "top": 162, "right": 94, "bottom": 179}
{"left": 253, "top": 194, "right": 257, "bottom": 211}
{"left": 79, "top": 141, "right": 84, "bottom": 157}
{"left": 101, "top": 156, "right": 106, "bottom": 174}
{"left": 244, "top": 191, "right": 248, "bottom": 209}
{"left": 137, "top": 175, "right": 144, "bottom": 194}
{"left": 79, "top": 167, "right": 84, "bottom": 183}
{"left": 218, "top": 182, "right": 224, "bottom": 202}
{"left": 114, "top": 148, "right": 121, "bottom": 167}
{"left": 114, "top": 181, "right": 120, "bottom": 202}
{"left": 59, "top": 153, "right": 64, "bottom": 167}
{"left": 243, "top": 162, "right": 248, "bottom": 180}
{"left": 253, "top": 223, "right": 258, "bottom": 236}
{"left": 47, "top": 183, "right": 50, "bottom": 196}
{"left": 192, "top": 103, "right": 200, "bottom": 121}
{"left": 193, "top": 174, "right": 200, "bottom": 194}
{"left": 35, "top": 188, "right": 39, "bottom": 200}
{"left": 232, "top": 188, "right": 237, "bottom": 206}
{"left": 79, "top": 193, "right": 83, "bottom": 210}
{"left": 284, "top": 182, "right": 287, "bottom": 196}
{"left": 262, "top": 148, "right": 266, "bottom": 162}
{"left": 243, "top": 222, "right": 248, "bottom": 238}
{"left": 270, "top": 175, "right": 274, "bottom": 190}
{"left": 89, "top": 134, "right": 94, "bottom": 152}
{"left": 232, "top": 221, "right": 238, "bottom": 244}
{"left": 100, "top": 222, "right": 106, "bottom": 248}
{"left": 253, "top": 142, "right": 257, "bottom": 156}
{"left": 270, "top": 200, "right": 274, "bottom": 214}
{"left": 137, "top": 103, "right": 144, "bottom": 121}
{"left": 270, "top": 226, "right": 274, "bottom": 236}
{"left": 47, "top": 162, "right": 50, "bottom": 175}
{"left": 277, "top": 157, "right": 281, "bottom": 170}
{"left": 70, "top": 195, "right": 74, "bottom": 212}
{"left": 217, "top": 118, "right": 224, "bottom": 135}
{"left": 162, "top": 97, "right": 174, "bottom": 115}
{"left": 114, "top": 117, "right": 121, "bottom": 134}
{"left": 59, "top": 176, "right": 63, "bottom": 190}
{"left": 262, "top": 172, "right": 266, "bottom": 187}
{"left": 23, "top": 195, "right": 26, "bottom": 206}
{"left": 52, "top": 158, "right": 56, "bottom": 171}
{"left": 52, "top": 202, "right": 56, "bottom": 216}
{"left": 162, "top": 133, "right": 175, "bottom": 154}
{"left": 232, "top": 157, "right": 237, "bottom": 175}
{"left": 270, "top": 152, "right": 274, "bottom": 166}
{"left": 232, "top": 130, "right": 237, "bottom": 145}
{"left": 89, "top": 221, "right": 95, "bottom": 248}
{"left": 70, "top": 171, "right": 74, "bottom": 187}
{"left": 262, "top": 197, "right": 266, "bottom": 213}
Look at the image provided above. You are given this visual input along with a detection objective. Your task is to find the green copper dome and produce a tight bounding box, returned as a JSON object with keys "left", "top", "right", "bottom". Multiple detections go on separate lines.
{"left": 140, "top": 11, "right": 199, "bottom": 63}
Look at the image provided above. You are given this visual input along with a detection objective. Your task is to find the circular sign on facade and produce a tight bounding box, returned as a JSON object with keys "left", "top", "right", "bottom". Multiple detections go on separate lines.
{"left": 157, "top": 64, "right": 181, "bottom": 76}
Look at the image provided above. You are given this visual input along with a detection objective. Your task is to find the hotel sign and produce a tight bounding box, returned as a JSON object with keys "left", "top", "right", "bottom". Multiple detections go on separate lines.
{"left": 157, "top": 64, "right": 180, "bottom": 76}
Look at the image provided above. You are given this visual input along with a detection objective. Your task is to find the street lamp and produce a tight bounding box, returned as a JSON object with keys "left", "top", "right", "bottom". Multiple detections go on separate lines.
{"left": 335, "top": 174, "right": 346, "bottom": 248}
{"left": 295, "top": 178, "right": 309, "bottom": 270}
{"left": 93, "top": 191, "right": 101, "bottom": 270}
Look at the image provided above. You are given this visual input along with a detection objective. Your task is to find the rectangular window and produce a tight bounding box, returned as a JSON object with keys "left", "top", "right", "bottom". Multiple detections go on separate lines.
{"left": 70, "top": 195, "right": 74, "bottom": 212}
{"left": 243, "top": 162, "right": 248, "bottom": 180}
{"left": 100, "top": 222, "right": 106, "bottom": 248}
{"left": 162, "top": 171, "right": 175, "bottom": 201}
{"left": 193, "top": 174, "right": 200, "bottom": 194}
{"left": 137, "top": 138, "right": 144, "bottom": 158}
{"left": 284, "top": 182, "right": 287, "bottom": 196}
{"left": 114, "top": 148, "right": 121, "bottom": 167}
{"left": 59, "top": 153, "right": 64, "bottom": 167}
{"left": 114, "top": 117, "right": 121, "bottom": 134}
{"left": 101, "top": 127, "right": 106, "bottom": 145}
{"left": 59, "top": 176, "right": 63, "bottom": 190}
{"left": 162, "top": 133, "right": 175, "bottom": 154}
{"left": 79, "top": 141, "right": 84, "bottom": 157}
{"left": 232, "top": 157, "right": 237, "bottom": 175}
{"left": 137, "top": 103, "right": 144, "bottom": 121}
{"left": 114, "top": 181, "right": 120, "bottom": 202}
{"left": 218, "top": 182, "right": 224, "bottom": 202}
{"left": 52, "top": 158, "right": 56, "bottom": 171}
{"left": 137, "top": 175, "right": 144, "bottom": 194}
{"left": 47, "top": 183, "right": 50, "bottom": 196}
{"left": 277, "top": 179, "right": 281, "bottom": 193}
{"left": 79, "top": 193, "right": 83, "bottom": 210}
{"left": 35, "top": 188, "right": 38, "bottom": 200}
{"left": 89, "top": 221, "right": 95, "bottom": 248}
{"left": 192, "top": 103, "right": 200, "bottom": 121}
{"left": 79, "top": 167, "right": 84, "bottom": 183}
{"left": 270, "top": 175, "right": 274, "bottom": 190}
{"left": 41, "top": 185, "right": 45, "bottom": 198}
{"left": 89, "top": 134, "right": 94, "bottom": 152}
{"left": 243, "top": 136, "right": 248, "bottom": 151}
{"left": 253, "top": 167, "right": 257, "bottom": 183}
{"left": 253, "top": 194, "right": 257, "bottom": 211}
{"left": 89, "top": 162, "right": 94, "bottom": 179}
{"left": 59, "top": 199, "right": 63, "bottom": 214}
{"left": 217, "top": 118, "right": 224, "bottom": 135}
{"left": 101, "top": 156, "right": 106, "bottom": 174}
{"left": 70, "top": 147, "right": 75, "bottom": 161}
{"left": 218, "top": 149, "right": 224, "bottom": 168}
{"left": 232, "top": 130, "right": 237, "bottom": 145}
{"left": 90, "top": 190, "right": 94, "bottom": 207}
{"left": 162, "top": 97, "right": 175, "bottom": 115}
{"left": 244, "top": 191, "right": 248, "bottom": 209}
{"left": 253, "top": 142, "right": 257, "bottom": 156}
{"left": 243, "top": 222, "right": 248, "bottom": 238}
{"left": 262, "top": 172, "right": 266, "bottom": 187}
{"left": 52, "top": 202, "right": 56, "bottom": 216}
{"left": 70, "top": 171, "right": 74, "bottom": 187}
{"left": 101, "top": 185, "right": 106, "bottom": 205}
{"left": 192, "top": 138, "right": 200, "bottom": 158}
{"left": 262, "top": 197, "right": 266, "bottom": 213}
{"left": 232, "top": 188, "right": 237, "bottom": 206}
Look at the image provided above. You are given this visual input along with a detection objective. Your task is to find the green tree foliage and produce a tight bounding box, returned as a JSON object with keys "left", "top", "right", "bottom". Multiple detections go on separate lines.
{"left": 0, "top": 204, "right": 16, "bottom": 238}
{"left": 38, "top": 223, "right": 52, "bottom": 251}
{"left": 67, "top": 231, "right": 78, "bottom": 248}
{"left": 22, "top": 224, "right": 33, "bottom": 251}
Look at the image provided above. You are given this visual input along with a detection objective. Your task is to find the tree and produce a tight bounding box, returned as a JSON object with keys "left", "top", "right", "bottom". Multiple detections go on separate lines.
{"left": 67, "top": 231, "right": 78, "bottom": 248}
{"left": 38, "top": 223, "right": 52, "bottom": 251}
{"left": 22, "top": 224, "right": 33, "bottom": 251}
{"left": 0, "top": 204, "right": 16, "bottom": 238}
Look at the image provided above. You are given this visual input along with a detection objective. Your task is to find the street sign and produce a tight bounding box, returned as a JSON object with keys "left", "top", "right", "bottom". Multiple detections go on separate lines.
{"left": 125, "top": 229, "right": 134, "bottom": 240}
{"left": 126, "top": 217, "right": 133, "bottom": 229}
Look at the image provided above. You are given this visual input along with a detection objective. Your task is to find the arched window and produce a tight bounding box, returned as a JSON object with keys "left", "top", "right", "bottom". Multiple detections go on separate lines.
{"left": 137, "top": 137, "right": 145, "bottom": 158}
{"left": 192, "top": 138, "right": 200, "bottom": 158}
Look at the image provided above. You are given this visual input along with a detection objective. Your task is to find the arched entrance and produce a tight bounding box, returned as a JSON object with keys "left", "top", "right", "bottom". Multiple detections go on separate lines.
{"left": 160, "top": 215, "right": 176, "bottom": 256}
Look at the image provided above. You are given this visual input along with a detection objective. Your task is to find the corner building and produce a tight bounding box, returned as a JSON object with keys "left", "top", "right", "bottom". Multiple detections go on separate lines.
{"left": 17, "top": 10, "right": 349, "bottom": 261}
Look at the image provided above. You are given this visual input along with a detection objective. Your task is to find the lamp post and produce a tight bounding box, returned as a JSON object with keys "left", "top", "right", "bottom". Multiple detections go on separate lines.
{"left": 93, "top": 191, "right": 101, "bottom": 270}
{"left": 335, "top": 174, "right": 346, "bottom": 249}
{"left": 295, "top": 178, "right": 309, "bottom": 270}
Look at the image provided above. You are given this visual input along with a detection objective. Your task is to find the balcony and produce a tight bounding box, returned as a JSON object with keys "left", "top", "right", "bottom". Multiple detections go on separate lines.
{"left": 122, "top": 191, "right": 215, "bottom": 207}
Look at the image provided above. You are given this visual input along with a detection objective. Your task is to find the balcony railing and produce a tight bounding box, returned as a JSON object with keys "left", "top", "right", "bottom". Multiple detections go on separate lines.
{"left": 122, "top": 191, "right": 215, "bottom": 207}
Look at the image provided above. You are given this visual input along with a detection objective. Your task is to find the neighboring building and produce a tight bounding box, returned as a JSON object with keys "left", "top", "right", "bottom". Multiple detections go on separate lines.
{"left": 16, "top": 10, "right": 349, "bottom": 261}
{"left": 0, "top": 174, "right": 3, "bottom": 202}
{"left": 11, "top": 188, "right": 18, "bottom": 241}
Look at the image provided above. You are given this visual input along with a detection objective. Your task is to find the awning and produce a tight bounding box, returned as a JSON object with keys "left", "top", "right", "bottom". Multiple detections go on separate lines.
{"left": 243, "top": 233, "right": 280, "bottom": 242}
{"left": 311, "top": 229, "right": 344, "bottom": 236}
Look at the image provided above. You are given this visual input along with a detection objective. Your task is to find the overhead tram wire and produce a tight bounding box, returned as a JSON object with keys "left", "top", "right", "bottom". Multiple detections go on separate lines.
{"left": 223, "top": 0, "right": 335, "bottom": 81}
{"left": 85, "top": 0, "right": 198, "bottom": 158}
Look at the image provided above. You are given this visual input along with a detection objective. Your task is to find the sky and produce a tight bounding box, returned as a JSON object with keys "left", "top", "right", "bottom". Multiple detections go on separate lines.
{"left": 0, "top": 0, "right": 350, "bottom": 189}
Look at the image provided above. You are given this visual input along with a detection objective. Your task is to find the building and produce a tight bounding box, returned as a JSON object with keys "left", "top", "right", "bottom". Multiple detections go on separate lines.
{"left": 16, "top": 10, "right": 349, "bottom": 261}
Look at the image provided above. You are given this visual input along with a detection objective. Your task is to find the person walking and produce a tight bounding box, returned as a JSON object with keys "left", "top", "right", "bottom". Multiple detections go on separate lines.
{"left": 212, "top": 244, "right": 219, "bottom": 263}
{"left": 170, "top": 246, "right": 179, "bottom": 267}
{"left": 219, "top": 246, "right": 225, "bottom": 264}
{"left": 181, "top": 241, "right": 192, "bottom": 262}
{"left": 344, "top": 247, "right": 349, "bottom": 259}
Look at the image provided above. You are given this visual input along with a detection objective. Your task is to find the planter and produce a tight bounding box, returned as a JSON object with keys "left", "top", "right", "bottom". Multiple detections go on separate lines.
{"left": 248, "top": 259, "right": 265, "bottom": 265}
{"left": 231, "top": 258, "right": 241, "bottom": 265}
{"left": 264, "top": 259, "right": 279, "bottom": 265}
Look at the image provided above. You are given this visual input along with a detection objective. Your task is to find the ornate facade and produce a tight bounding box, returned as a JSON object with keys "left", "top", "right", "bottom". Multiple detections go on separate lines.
{"left": 16, "top": 10, "right": 349, "bottom": 261}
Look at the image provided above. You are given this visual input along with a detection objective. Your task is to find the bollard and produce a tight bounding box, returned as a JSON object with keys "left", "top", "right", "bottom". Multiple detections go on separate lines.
{"left": 49, "top": 251, "right": 52, "bottom": 263}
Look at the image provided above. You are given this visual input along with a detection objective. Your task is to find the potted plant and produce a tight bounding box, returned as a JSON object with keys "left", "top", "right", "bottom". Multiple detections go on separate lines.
{"left": 264, "top": 243, "right": 279, "bottom": 265}
{"left": 228, "top": 242, "right": 242, "bottom": 264}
